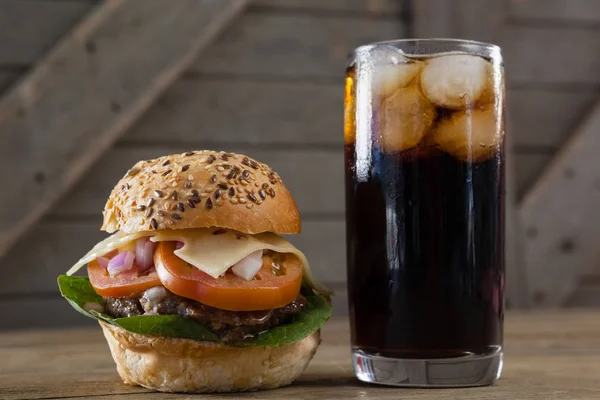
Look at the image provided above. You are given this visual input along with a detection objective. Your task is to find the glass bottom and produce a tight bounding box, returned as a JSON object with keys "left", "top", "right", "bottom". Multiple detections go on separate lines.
{"left": 352, "top": 347, "right": 503, "bottom": 387}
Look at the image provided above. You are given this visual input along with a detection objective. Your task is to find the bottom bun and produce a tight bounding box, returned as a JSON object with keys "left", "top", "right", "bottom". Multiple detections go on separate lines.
{"left": 99, "top": 321, "right": 321, "bottom": 393}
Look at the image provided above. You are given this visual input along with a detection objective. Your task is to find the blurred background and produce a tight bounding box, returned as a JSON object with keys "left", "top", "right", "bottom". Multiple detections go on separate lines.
{"left": 0, "top": 0, "right": 598, "bottom": 329}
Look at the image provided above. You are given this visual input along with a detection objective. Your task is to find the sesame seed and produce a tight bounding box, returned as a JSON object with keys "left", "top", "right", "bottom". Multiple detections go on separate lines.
{"left": 230, "top": 198, "right": 238, "bottom": 204}
{"left": 221, "top": 154, "right": 229, "bottom": 161}
{"left": 210, "top": 175, "right": 217, "bottom": 183}
{"left": 184, "top": 181, "right": 192, "bottom": 188}
{"left": 250, "top": 161, "right": 259, "bottom": 169}
{"left": 228, "top": 187, "right": 235, "bottom": 196}
{"left": 145, "top": 208, "right": 154, "bottom": 218}
{"left": 200, "top": 192, "right": 209, "bottom": 197}
{"left": 152, "top": 170, "right": 157, "bottom": 174}
{"left": 187, "top": 199, "right": 196, "bottom": 208}
{"left": 207, "top": 155, "right": 216, "bottom": 164}
{"left": 136, "top": 205, "right": 146, "bottom": 211}
{"left": 190, "top": 189, "right": 199, "bottom": 197}
{"left": 214, "top": 189, "right": 222, "bottom": 199}
{"left": 246, "top": 203, "right": 253, "bottom": 209}
{"left": 177, "top": 203, "right": 185, "bottom": 212}
{"left": 127, "top": 167, "right": 140, "bottom": 177}
{"left": 188, "top": 174, "right": 194, "bottom": 181}
{"left": 164, "top": 202, "right": 172, "bottom": 210}
{"left": 147, "top": 198, "right": 155, "bottom": 207}
{"left": 171, "top": 213, "right": 181, "bottom": 220}
{"left": 181, "top": 164, "right": 190, "bottom": 172}
{"left": 162, "top": 160, "right": 170, "bottom": 166}
{"left": 157, "top": 210, "right": 166, "bottom": 217}
{"left": 242, "top": 170, "right": 250, "bottom": 179}
{"left": 122, "top": 183, "right": 130, "bottom": 190}
{"left": 162, "top": 169, "right": 172, "bottom": 176}
{"left": 205, "top": 198, "right": 213, "bottom": 209}
{"left": 262, "top": 183, "right": 269, "bottom": 189}
{"left": 222, "top": 164, "right": 232, "bottom": 169}
{"left": 241, "top": 159, "right": 251, "bottom": 168}
{"left": 258, "top": 189, "right": 266, "bottom": 200}
{"left": 269, "top": 188, "right": 275, "bottom": 197}
{"left": 218, "top": 183, "right": 228, "bottom": 190}
{"left": 239, "top": 197, "right": 247, "bottom": 204}
{"left": 150, "top": 218, "right": 158, "bottom": 229}
{"left": 270, "top": 179, "right": 276, "bottom": 185}
{"left": 240, "top": 180, "right": 248, "bottom": 186}
{"left": 217, "top": 166, "right": 225, "bottom": 172}
{"left": 226, "top": 170, "right": 236, "bottom": 180}
{"left": 185, "top": 151, "right": 195, "bottom": 156}
{"left": 248, "top": 193, "right": 258, "bottom": 203}
{"left": 192, "top": 195, "right": 201, "bottom": 203}
{"left": 170, "top": 191, "right": 178, "bottom": 201}
{"left": 154, "top": 190, "right": 164, "bottom": 198}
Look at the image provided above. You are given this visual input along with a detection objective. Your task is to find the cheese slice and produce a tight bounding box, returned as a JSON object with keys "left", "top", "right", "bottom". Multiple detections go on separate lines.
{"left": 66, "top": 228, "right": 331, "bottom": 295}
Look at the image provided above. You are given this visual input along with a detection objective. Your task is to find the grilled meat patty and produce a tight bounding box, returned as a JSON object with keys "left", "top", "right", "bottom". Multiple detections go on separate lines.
{"left": 103, "top": 286, "right": 307, "bottom": 342}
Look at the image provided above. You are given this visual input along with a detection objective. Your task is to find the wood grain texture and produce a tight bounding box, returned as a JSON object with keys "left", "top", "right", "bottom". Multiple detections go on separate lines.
{"left": 566, "top": 283, "right": 600, "bottom": 308}
{"left": 1, "top": 312, "right": 600, "bottom": 399}
{"left": 52, "top": 147, "right": 344, "bottom": 217}
{"left": 509, "top": 88, "right": 598, "bottom": 148}
{"left": 0, "top": 219, "right": 346, "bottom": 295}
{"left": 0, "top": 0, "right": 248, "bottom": 261}
{"left": 520, "top": 102, "right": 600, "bottom": 307}
{"left": 190, "top": 13, "right": 405, "bottom": 77}
{"left": 500, "top": 26, "right": 600, "bottom": 85}
{"left": 0, "top": 0, "right": 95, "bottom": 65}
{"left": 508, "top": 0, "right": 600, "bottom": 24}
{"left": 124, "top": 78, "right": 343, "bottom": 146}
{"left": 254, "top": 0, "right": 403, "bottom": 13}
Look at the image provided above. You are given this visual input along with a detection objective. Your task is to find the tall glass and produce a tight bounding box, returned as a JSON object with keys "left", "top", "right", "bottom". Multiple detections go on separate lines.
{"left": 344, "top": 39, "right": 505, "bottom": 387}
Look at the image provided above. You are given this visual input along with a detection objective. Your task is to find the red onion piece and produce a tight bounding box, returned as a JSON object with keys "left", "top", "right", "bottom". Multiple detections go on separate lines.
{"left": 107, "top": 250, "right": 135, "bottom": 276}
{"left": 135, "top": 237, "right": 156, "bottom": 270}
{"left": 97, "top": 256, "right": 110, "bottom": 268}
{"left": 176, "top": 241, "right": 184, "bottom": 250}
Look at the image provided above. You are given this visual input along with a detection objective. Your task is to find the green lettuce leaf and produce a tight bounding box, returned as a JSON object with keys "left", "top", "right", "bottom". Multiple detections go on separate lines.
{"left": 57, "top": 275, "right": 331, "bottom": 347}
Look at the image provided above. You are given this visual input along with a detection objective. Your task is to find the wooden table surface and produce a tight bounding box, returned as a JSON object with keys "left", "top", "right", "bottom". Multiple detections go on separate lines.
{"left": 2, "top": 311, "right": 600, "bottom": 400}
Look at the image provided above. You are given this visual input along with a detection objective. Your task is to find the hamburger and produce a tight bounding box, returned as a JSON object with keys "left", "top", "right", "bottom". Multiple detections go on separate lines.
{"left": 58, "top": 150, "right": 331, "bottom": 393}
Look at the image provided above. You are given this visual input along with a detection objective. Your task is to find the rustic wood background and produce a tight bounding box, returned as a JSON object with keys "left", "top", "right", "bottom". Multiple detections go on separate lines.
{"left": 0, "top": 0, "right": 598, "bottom": 329}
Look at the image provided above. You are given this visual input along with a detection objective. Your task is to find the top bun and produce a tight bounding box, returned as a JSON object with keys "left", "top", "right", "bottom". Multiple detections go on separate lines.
{"left": 102, "top": 150, "right": 300, "bottom": 235}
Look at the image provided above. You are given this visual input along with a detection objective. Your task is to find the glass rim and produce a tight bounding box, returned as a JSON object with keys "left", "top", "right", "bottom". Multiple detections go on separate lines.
{"left": 352, "top": 38, "right": 502, "bottom": 63}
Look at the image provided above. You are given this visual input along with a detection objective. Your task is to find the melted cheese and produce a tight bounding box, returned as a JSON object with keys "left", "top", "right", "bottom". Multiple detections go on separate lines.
{"left": 66, "top": 228, "right": 331, "bottom": 295}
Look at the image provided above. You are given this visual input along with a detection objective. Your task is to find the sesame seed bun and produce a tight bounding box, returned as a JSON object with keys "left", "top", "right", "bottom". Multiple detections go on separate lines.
{"left": 101, "top": 150, "right": 301, "bottom": 235}
{"left": 100, "top": 321, "right": 321, "bottom": 393}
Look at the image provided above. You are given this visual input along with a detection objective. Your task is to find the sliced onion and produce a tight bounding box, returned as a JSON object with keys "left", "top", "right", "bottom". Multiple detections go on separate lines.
{"left": 231, "top": 250, "right": 264, "bottom": 281}
{"left": 176, "top": 241, "right": 184, "bottom": 250}
{"left": 107, "top": 250, "right": 135, "bottom": 276}
{"left": 96, "top": 256, "right": 110, "bottom": 268}
{"left": 135, "top": 237, "right": 156, "bottom": 270}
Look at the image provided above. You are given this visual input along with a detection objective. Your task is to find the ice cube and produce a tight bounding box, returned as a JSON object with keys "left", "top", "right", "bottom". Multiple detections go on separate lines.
{"left": 379, "top": 85, "right": 437, "bottom": 153}
{"left": 432, "top": 109, "right": 503, "bottom": 162}
{"left": 421, "top": 54, "right": 488, "bottom": 109}
{"left": 476, "top": 63, "right": 504, "bottom": 110}
{"left": 367, "top": 45, "right": 422, "bottom": 98}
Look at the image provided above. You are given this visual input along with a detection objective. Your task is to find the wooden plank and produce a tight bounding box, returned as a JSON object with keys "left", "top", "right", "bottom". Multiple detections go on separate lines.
{"left": 412, "top": 0, "right": 455, "bottom": 38}
{"left": 0, "top": 298, "right": 97, "bottom": 330}
{"left": 0, "top": 219, "right": 346, "bottom": 295}
{"left": 520, "top": 102, "right": 600, "bottom": 307}
{"left": 2, "top": 313, "right": 600, "bottom": 399}
{"left": 509, "top": 87, "right": 598, "bottom": 149}
{"left": 0, "top": 0, "right": 95, "bottom": 65}
{"left": 500, "top": 26, "right": 600, "bottom": 85}
{"left": 566, "top": 284, "right": 600, "bottom": 308}
{"left": 0, "top": 69, "right": 21, "bottom": 93}
{"left": 52, "top": 147, "right": 344, "bottom": 217}
{"left": 514, "top": 152, "right": 553, "bottom": 199}
{"left": 190, "top": 13, "right": 405, "bottom": 78}
{"left": 0, "top": 0, "right": 248, "bottom": 261}
{"left": 124, "top": 78, "right": 343, "bottom": 146}
{"left": 508, "top": 0, "right": 600, "bottom": 24}
{"left": 254, "top": 0, "right": 403, "bottom": 14}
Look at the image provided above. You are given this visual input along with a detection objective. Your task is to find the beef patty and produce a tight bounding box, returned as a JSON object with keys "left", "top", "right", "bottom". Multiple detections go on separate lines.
{"left": 103, "top": 286, "right": 307, "bottom": 342}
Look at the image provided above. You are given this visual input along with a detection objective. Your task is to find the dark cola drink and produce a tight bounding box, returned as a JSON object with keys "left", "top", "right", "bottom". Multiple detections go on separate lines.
{"left": 345, "top": 40, "right": 505, "bottom": 387}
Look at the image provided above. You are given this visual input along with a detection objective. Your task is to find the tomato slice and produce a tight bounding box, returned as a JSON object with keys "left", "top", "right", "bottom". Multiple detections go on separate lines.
{"left": 153, "top": 241, "right": 302, "bottom": 311}
{"left": 88, "top": 260, "right": 161, "bottom": 298}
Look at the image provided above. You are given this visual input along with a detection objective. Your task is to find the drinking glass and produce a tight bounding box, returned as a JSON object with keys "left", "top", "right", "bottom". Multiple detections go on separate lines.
{"left": 344, "top": 39, "right": 505, "bottom": 387}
